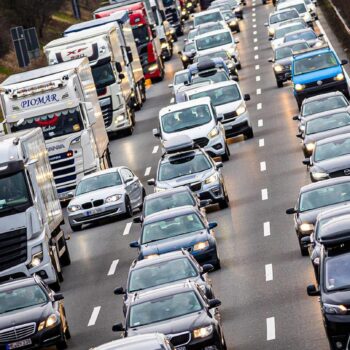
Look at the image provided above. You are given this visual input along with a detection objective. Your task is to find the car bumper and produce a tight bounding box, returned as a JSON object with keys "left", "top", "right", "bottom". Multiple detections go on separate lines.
{"left": 324, "top": 315, "right": 350, "bottom": 350}
{"left": 191, "top": 246, "right": 218, "bottom": 266}
{"left": 222, "top": 112, "right": 251, "bottom": 138}
{"left": 204, "top": 135, "right": 226, "bottom": 158}
{"left": 275, "top": 70, "right": 291, "bottom": 82}
{"left": 197, "top": 183, "right": 225, "bottom": 203}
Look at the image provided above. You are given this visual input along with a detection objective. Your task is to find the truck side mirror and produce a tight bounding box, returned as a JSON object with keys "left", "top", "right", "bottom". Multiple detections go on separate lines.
{"left": 115, "top": 62, "right": 122, "bottom": 73}
{"left": 147, "top": 178, "right": 155, "bottom": 186}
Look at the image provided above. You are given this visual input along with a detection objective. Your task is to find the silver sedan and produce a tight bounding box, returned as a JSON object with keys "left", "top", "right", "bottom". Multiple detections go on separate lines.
{"left": 67, "top": 167, "right": 145, "bottom": 231}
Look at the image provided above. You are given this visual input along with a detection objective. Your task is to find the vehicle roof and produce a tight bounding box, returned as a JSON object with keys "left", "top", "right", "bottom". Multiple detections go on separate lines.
{"left": 294, "top": 47, "right": 333, "bottom": 60}
{"left": 162, "top": 147, "right": 203, "bottom": 162}
{"left": 0, "top": 276, "right": 37, "bottom": 291}
{"left": 174, "top": 69, "right": 189, "bottom": 77}
{"left": 278, "top": 0, "right": 306, "bottom": 8}
{"left": 285, "top": 28, "right": 315, "bottom": 37}
{"left": 269, "top": 8, "right": 299, "bottom": 17}
{"left": 317, "top": 204, "right": 350, "bottom": 221}
{"left": 302, "top": 91, "right": 346, "bottom": 105}
{"left": 144, "top": 186, "right": 192, "bottom": 200}
{"left": 196, "top": 47, "right": 229, "bottom": 56}
{"left": 80, "top": 167, "right": 123, "bottom": 180}
{"left": 275, "top": 39, "right": 308, "bottom": 49}
{"left": 185, "top": 80, "right": 239, "bottom": 96}
{"left": 194, "top": 28, "right": 231, "bottom": 40}
{"left": 318, "top": 214, "right": 350, "bottom": 244}
{"left": 159, "top": 97, "right": 211, "bottom": 115}
{"left": 275, "top": 21, "right": 305, "bottom": 30}
{"left": 304, "top": 106, "right": 349, "bottom": 122}
{"left": 300, "top": 176, "right": 350, "bottom": 193}
{"left": 193, "top": 8, "right": 222, "bottom": 17}
{"left": 316, "top": 132, "right": 350, "bottom": 146}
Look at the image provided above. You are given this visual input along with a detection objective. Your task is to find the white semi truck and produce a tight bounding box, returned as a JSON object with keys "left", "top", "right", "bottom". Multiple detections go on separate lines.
{"left": 0, "top": 58, "right": 111, "bottom": 202}
{"left": 0, "top": 128, "right": 70, "bottom": 291}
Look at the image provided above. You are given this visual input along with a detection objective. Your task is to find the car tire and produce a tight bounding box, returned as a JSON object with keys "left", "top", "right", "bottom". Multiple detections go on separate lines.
{"left": 50, "top": 269, "right": 61, "bottom": 292}
{"left": 221, "top": 144, "right": 230, "bottom": 162}
{"left": 277, "top": 80, "right": 283, "bottom": 88}
{"left": 56, "top": 328, "right": 68, "bottom": 350}
{"left": 219, "top": 188, "right": 229, "bottom": 209}
{"left": 60, "top": 241, "right": 71, "bottom": 267}
{"left": 125, "top": 197, "right": 133, "bottom": 218}
{"left": 236, "top": 26, "right": 240, "bottom": 33}
{"left": 139, "top": 188, "right": 146, "bottom": 210}
{"left": 214, "top": 257, "right": 221, "bottom": 270}
{"left": 245, "top": 127, "right": 254, "bottom": 139}
{"left": 298, "top": 237, "right": 309, "bottom": 256}
{"left": 236, "top": 62, "right": 242, "bottom": 70}
{"left": 70, "top": 224, "right": 82, "bottom": 232}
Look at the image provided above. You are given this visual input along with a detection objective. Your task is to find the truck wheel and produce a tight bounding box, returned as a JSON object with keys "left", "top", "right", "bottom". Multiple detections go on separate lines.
{"left": 60, "top": 241, "right": 71, "bottom": 267}
{"left": 134, "top": 86, "right": 143, "bottom": 111}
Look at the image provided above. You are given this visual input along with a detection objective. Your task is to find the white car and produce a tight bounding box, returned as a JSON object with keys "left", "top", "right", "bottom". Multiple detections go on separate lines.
{"left": 277, "top": 0, "right": 318, "bottom": 19}
{"left": 194, "top": 29, "right": 240, "bottom": 67}
{"left": 192, "top": 9, "right": 226, "bottom": 28}
{"left": 154, "top": 97, "right": 230, "bottom": 161}
{"left": 168, "top": 69, "right": 190, "bottom": 95}
{"left": 276, "top": 0, "right": 313, "bottom": 27}
{"left": 265, "top": 8, "right": 300, "bottom": 37}
{"left": 185, "top": 81, "right": 253, "bottom": 139}
{"left": 270, "top": 20, "right": 307, "bottom": 49}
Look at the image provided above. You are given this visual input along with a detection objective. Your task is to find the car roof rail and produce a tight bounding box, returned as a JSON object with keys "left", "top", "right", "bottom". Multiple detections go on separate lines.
{"left": 292, "top": 44, "right": 330, "bottom": 57}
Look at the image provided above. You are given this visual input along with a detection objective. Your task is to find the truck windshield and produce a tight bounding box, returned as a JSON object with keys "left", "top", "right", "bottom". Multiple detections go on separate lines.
{"left": 11, "top": 107, "right": 84, "bottom": 141}
{"left": 0, "top": 171, "right": 31, "bottom": 216}
{"left": 91, "top": 62, "right": 116, "bottom": 89}
{"left": 133, "top": 25, "right": 150, "bottom": 46}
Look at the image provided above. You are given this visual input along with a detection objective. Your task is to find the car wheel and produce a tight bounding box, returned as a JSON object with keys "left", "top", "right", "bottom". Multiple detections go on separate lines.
{"left": 245, "top": 127, "right": 254, "bottom": 139}
{"left": 50, "top": 269, "right": 61, "bottom": 292}
{"left": 298, "top": 236, "right": 309, "bottom": 256}
{"left": 219, "top": 188, "right": 229, "bottom": 209}
{"left": 70, "top": 224, "right": 82, "bottom": 232}
{"left": 236, "top": 25, "right": 240, "bottom": 33}
{"left": 125, "top": 197, "right": 133, "bottom": 218}
{"left": 214, "top": 256, "right": 221, "bottom": 270}
{"left": 139, "top": 188, "right": 146, "bottom": 210}
{"left": 141, "top": 83, "right": 146, "bottom": 102}
{"left": 277, "top": 80, "right": 283, "bottom": 88}
{"left": 236, "top": 62, "right": 242, "bottom": 70}
{"left": 221, "top": 144, "right": 230, "bottom": 162}
{"left": 65, "top": 324, "right": 71, "bottom": 340}
{"left": 56, "top": 327, "right": 68, "bottom": 350}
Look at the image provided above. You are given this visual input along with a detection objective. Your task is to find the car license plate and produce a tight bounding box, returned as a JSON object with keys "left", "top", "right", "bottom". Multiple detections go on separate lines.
{"left": 84, "top": 208, "right": 103, "bottom": 217}
{"left": 7, "top": 339, "right": 32, "bottom": 349}
{"left": 176, "top": 347, "right": 186, "bottom": 350}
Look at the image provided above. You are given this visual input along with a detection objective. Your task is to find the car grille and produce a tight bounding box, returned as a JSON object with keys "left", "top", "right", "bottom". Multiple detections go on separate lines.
{"left": 0, "top": 228, "right": 27, "bottom": 272}
{"left": 305, "top": 77, "right": 335, "bottom": 88}
{"left": 81, "top": 199, "right": 105, "bottom": 210}
{"left": 189, "top": 182, "right": 202, "bottom": 192}
{"left": 93, "top": 199, "right": 104, "bottom": 207}
{"left": 168, "top": 332, "right": 191, "bottom": 347}
{"left": 82, "top": 203, "right": 93, "bottom": 210}
{"left": 100, "top": 98, "right": 113, "bottom": 128}
{"left": 329, "top": 169, "right": 350, "bottom": 178}
{"left": 0, "top": 323, "right": 36, "bottom": 343}
{"left": 223, "top": 111, "right": 237, "bottom": 121}
{"left": 193, "top": 137, "right": 209, "bottom": 147}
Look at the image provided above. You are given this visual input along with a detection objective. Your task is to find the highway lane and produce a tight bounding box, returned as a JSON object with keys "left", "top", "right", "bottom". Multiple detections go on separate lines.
{"left": 56, "top": 1, "right": 350, "bottom": 349}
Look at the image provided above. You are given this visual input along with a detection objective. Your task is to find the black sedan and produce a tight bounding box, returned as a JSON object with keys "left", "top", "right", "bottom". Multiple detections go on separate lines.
{"left": 286, "top": 177, "right": 350, "bottom": 255}
{"left": 113, "top": 281, "right": 227, "bottom": 350}
{"left": 303, "top": 133, "right": 350, "bottom": 181}
{"left": 178, "top": 41, "right": 196, "bottom": 69}
{"left": 0, "top": 276, "right": 70, "bottom": 350}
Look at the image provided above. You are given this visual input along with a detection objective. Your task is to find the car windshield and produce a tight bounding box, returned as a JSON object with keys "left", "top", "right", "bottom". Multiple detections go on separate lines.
{"left": 129, "top": 291, "right": 202, "bottom": 327}
{"left": 195, "top": 51, "right": 228, "bottom": 62}
{"left": 270, "top": 10, "right": 299, "bottom": 24}
{"left": 314, "top": 137, "right": 350, "bottom": 162}
{"left": 194, "top": 12, "right": 223, "bottom": 26}
{"left": 159, "top": 153, "right": 212, "bottom": 181}
{"left": 11, "top": 107, "right": 84, "bottom": 141}
{"left": 174, "top": 72, "right": 189, "bottom": 85}
{"left": 0, "top": 285, "right": 48, "bottom": 314}
{"left": 283, "top": 3, "right": 307, "bottom": 13}
{"left": 325, "top": 253, "right": 350, "bottom": 292}
{"left": 161, "top": 104, "right": 212, "bottom": 133}
{"left": 129, "top": 258, "right": 198, "bottom": 292}
{"left": 294, "top": 52, "right": 338, "bottom": 75}
{"left": 132, "top": 25, "right": 150, "bottom": 46}
{"left": 275, "top": 24, "right": 305, "bottom": 39}
{"left": 184, "top": 42, "right": 196, "bottom": 52}
{"left": 189, "top": 84, "right": 241, "bottom": 106}
{"left": 76, "top": 172, "right": 122, "bottom": 195}
{"left": 192, "top": 71, "right": 229, "bottom": 84}
{"left": 142, "top": 213, "right": 205, "bottom": 244}
{"left": 91, "top": 62, "right": 116, "bottom": 89}
{"left": 275, "top": 42, "right": 309, "bottom": 59}
{"left": 299, "top": 182, "right": 350, "bottom": 212}
{"left": 144, "top": 192, "right": 195, "bottom": 216}
{"left": 305, "top": 112, "right": 350, "bottom": 135}
{"left": 285, "top": 30, "right": 317, "bottom": 42}
{"left": 302, "top": 96, "right": 348, "bottom": 116}
{"left": 197, "top": 23, "right": 224, "bottom": 35}
{"left": 196, "top": 32, "right": 232, "bottom": 51}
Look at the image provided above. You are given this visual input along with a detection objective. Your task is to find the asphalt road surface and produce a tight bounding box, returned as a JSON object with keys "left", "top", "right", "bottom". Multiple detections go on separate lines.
{"left": 58, "top": 1, "right": 350, "bottom": 349}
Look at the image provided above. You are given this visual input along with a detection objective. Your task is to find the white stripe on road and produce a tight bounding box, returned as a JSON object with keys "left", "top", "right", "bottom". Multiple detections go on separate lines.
{"left": 265, "top": 264, "right": 273, "bottom": 281}
{"left": 254, "top": 54, "right": 259, "bottom": 60}
{"left": 253, "top": 30, "right": 257, "bottom": 35}
{"left": 254, "top": 38, "right": 258, "bottom": 43}
{"left": 123, "top": 222, "right": 133, "bottom": 236}
{"left": 152, "top": 145, "right": 159, "bottom": 154}
{"left": 252, "top": 18, "right": 256, "bottom": 22}
{"left": 256, "top": 76, "right": 261, "bottom": 82}
{"left": 144, "top": 167, "right": 151, "bottom": 176}
{"left": 88, "top": 307, "right": 101, "bottom": 327}
{"left": 257, "top": 88, "right": 261, "bottom": 95}
{"left": 264, "top": 221, "right": 271, "bottom": 237}
{"left": 257, "top": 103, "right": 262, "bottom": 110}
{"left": 258, "top": 119, "right": 263, "bottom": 127}
{"left": 255, "top": 64, "right": 260, "bottom": 70}
{"left": 260, "top": 161, "right": 266, "bottom": 172}
{"left": 266, "top": 317, "right": 276, "bottom": 340}
{"left": 252, "top": 13, "right": 256, "bottom": 17}
{"left": 259, "top": 138, "right": 265, "bottom": 147}
{"left": 254, "top": 46, "right": 258, "bottom": 51}
{"left": 253, "top": 24, "right": 257, "bottom": 28}
{"left": 107, "top": 259, "right": 119, "bottom": 276}
{"left": 252, "top": 7, "right": 256, "bottom": 11}
{"left": 261, "top": 188, "right": 268, "bottom": 201}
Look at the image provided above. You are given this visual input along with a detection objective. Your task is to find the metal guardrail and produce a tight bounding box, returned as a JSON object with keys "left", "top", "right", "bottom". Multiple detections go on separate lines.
{"left": 329, "top": 0, "right": 350, "bottom": 35}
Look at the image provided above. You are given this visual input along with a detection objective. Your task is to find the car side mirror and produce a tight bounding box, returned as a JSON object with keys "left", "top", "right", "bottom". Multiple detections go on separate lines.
{"left": 178, "top": 51, "right": 182, "bottom": 55}
{"left": 286, "top": 208, "right": 296, "bottom": 214}
{"left": 114, "top": 287, "right": 125, "bottom": 295}
{"left": 200, "top": 199, "right": 212, "bottom": 207}
{"left": 268, "top": 58, "right": 274, "bottom": 63}
{"left": 202, "top": 264, "right": 214, "bottom": 274}
{"left": 168, "top": 84, "right": 174, "bottom": 88}
{"left": 53, "top": 293, "right": 64, "bottom": 301}
{"left": 129, "top": 241, "right": 139, "bottom": 248}
{"left": 133, "top": 216, "right": 143, "bottom": 223}
{"left": 153, "top": 128, "right": 161, "bottom": 138}
{"left": 341, "top": 59, "right": 349, "bottom": 65}
{"left": 217, "top": 113, "right": 224, "bottom": 122}
{"left": 119, "top": 73, "right": 125, "bottom": 80}
{"left": 208, "top": 221, "right": 218, "bottom": 230}
{"left": 292, "top": 115, "right": 299, "bottom": 120}
{"left": 232, "top": 75, "right": 239, "bottom": 82}
{"left": 301, "top": 236, "right": 311, "bottom": 246}
{"left": 208, "top": 298, "right": 221, "bottom": 309}
{"left": 112, "top": 323, "right": 125, "bottom": 332}
{"left": 318, "top": 33, "right": 324, "bottom": 38}
{"left": 244, "top": 94, "right": 250, "bottom": 101}
{"left": 302, "top": 158, "right": 310, "bottom": 166}
{"left": 115, "top": 62, "right": 122, "bottom": 73}
{"left": 268, "top": 37, "right": 272, "bottom": 41}
{"left": 296, "top": 133, "right": 303, "bottom": 139}
{"left": 264, "top": 22, "right": 268, "bottom": 26}
{"left": 215, "top": 162, "right": 223, "bottom": 169}
{"left": 147, "top": 178, "right": 155, "bottom": 186}
{"left": 307, "top": 284, "right": 320, "bottom": 296}
{"left": 234, "top": 38, "right": 239, "bottom": 44}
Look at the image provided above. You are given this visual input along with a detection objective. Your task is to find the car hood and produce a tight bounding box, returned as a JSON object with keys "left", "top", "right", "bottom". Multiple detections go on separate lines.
{"left": 275, "top": 57, "right": 292, "bottom": 66}
{"left": 70, "top": 186, "right": 125, "bottom": 205}
{"left": 157, "top": 170, "right": 215, "bottom": 189}
{"left": 323, "top": 290, "right": 350, "bottom": 306}
{"left": 304, "top": 126, "right": 350, "bottom": 144}
{"left": 293, "top": 65, "right": 342, "bottom": 85}
{"left": 299, "top": 202, "right": 350, "bottom": 224}
{"left": 162, "top": 122, "right": 215, "bottom": 141}
{"left": 313, "top": 154, "right": 350, "bottom": 173}
{"left": 215, "top": 100, "right": 242, "bottom": 114}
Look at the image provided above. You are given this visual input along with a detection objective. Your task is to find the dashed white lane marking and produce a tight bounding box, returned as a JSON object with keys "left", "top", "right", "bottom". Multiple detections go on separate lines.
{"left": 256, "top": 76, "right": 261, "bottom": 82}
{"left": 152, "top": 145, "right": 159, "bottom": 154}
{"left": 266, "top": 317, "right": 276, "bottom": 340}
{"left": 261, "top": 188, "right": 268, "bottom": 201}
{"left": 264, "top": 221, "right": 271, "bottom": 237}
{"left": 144, "top": 167, "right": 151, "bottom": 176}
{"left": 260, "top": 161, "right": 266, "bottom": 172}
{"left": 257, "top": 103, "right": 262, "bottom": 110}
{"left": 253, "top": 30, "right": 257, "bottom": 35}
{"left": 259, "top": 138, "right": 265, "bottom": 147}
{"left": 254, "top": 38, "right": 258, "bottom": 43}
{"left": 252, "top": 7, "right": 256, "bottom": 11}
{"left": 257, "top": 88, "right": 261, "bottom": 95}
{"left": 254, "top": 46, "right": 258, "bottom": 51}
{"left": 123, "top": 222, "right": 133, "bottom": 236}
{"left": 252, "top": 13, "right": 256, "bottom": 17}
{"left": 258, "top": 119, "right": 263, "bottom": 127}
{"left": 252, "top": 18, "right": 256, "bottom": 22}
{"left": 265, "top": 264, "right": 273, "bottom": 281}
{"left": 255, "top": 64, "right": 260, "bottom": 70}
{"left": 253, "top": 24, "right": 257, "bottom": 28}
{"left": 107, "top": 259, "right": 119, "bottom": 276}
{"left": 255, "top": 54, "right": 259, "bottom": 60}
{"left": 88, "top": 307, "right": 101, "bottom": 327}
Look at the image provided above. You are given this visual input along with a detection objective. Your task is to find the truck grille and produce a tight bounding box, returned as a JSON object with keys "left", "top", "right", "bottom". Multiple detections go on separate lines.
{"left": 0, "top": 323, "right": 36, "bottom": 343}
{"left": 168, "top": 332, "right": 191, "bottom": 347}
{"left": 0, "top": 228, "right": 27, "bottom": 272}
{"left": 194, "top": 137, "right": 209, "bottom": 147}
{"left": 100, "top": 98, "right": 113, "bottom": 128}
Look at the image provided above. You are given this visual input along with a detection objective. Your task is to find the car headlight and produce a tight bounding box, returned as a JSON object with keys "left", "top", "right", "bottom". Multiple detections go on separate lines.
{"left": 182, "top": 55, "right": 188, "bottom": 62}
{"left": 68, "top": 204, "right": 81, "bottom": 212}
{"left": 299, "top": 124, "right": 305, "bottom": 132}
{"left": 116, "top": 114, "right": 125, "bottom": 122}
{"left": 314, "top": 41, "right": 323, "bottom": 48}
{"left": 299, "top": 223, "right": 314, "bottom": 232}
{"left": 193, "top": 241, "right": 209, "bottom": 251}
{"left": 305, "top": 142, "right": 315, "bottom": 152}
{"left": 193, "top": 325, "right": 213, "bottom": 338}
{"left": 236, "top": 103, "right": 246, "bottom": 116}
{"left": 106, "top": 194, "right": 122, "bottom": 203}
{"left": 295, "top": 83, "right": 305, "bottom": 91}
{"left": 204, "top": 173, "right": 218, "bottom": 184}
{"left": 311, "top": 171, "right": 328, "bottom": 180}
{"left": 228, "top": 47, "right": 237, "bottom": 57}
{"left": 182, "top": 9, "right": 187, "bottom": 15}
{"left": 334, "top": 73, "right": 345, "bottom": 81}
{"left": 38, "top": 314, "right": 58, "bottom": 332}
{"left": 155, "top": 186, "right": 167, "bottom": 192}
{"left": 207, "top": 127, "right": 219, "bottom": 139}
{"left": 323, "top": 303, "right": 347, "bottom": 315}
{"left": 268, "top": 27, "right": 275, "bottom": 36}
{"left": 229, "top": 20, "right": 237, "bottom": 26}
{"left": 145, "top": 254, "right": 159, "bottom": 259}
{"left": 186, "top": 2, "right": 192, "bottom": 7}
{"left": 313, "top": 257, "right": 320, "bottom": 265}
{"left": 161, "top": 42, "right": 169, "bottom": 49}
{"left": 274, "top": 64, "right": 284, "bottom": 73}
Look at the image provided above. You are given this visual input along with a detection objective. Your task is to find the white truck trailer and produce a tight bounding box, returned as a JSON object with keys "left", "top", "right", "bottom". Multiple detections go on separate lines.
{"left": 0, "top": 58, "right": 111, "bottom": 202}
{"left": 0, "top": 128, "right": 70, "bottom": 291}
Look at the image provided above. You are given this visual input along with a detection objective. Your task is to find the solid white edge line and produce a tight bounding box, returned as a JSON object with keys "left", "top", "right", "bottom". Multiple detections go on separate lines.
{"left": 258, "top": 119, "right": 263, "bottom": 127}
{"left": 266, "top": 317, "right": 276, "bottom": 341}
{"left": 88, "top": 306, "right": 101, "bottom": 327}
{"left": 144, "top": 166, "right": 151, "bottom": 176}
{"left": 261, "top": 188, "right": 268, "bottom": 200}
{"left": 123, "top": 222, "right": 133, "bottom": 236}
{"left": 265, "top": 264, "right": 273, "bottom": 281}
{"left": 107, "top": 259, "right": 119, "bottom": 276}
{"left": 264, "top": 221, "right": 271, "bottom": 237}
{"left": 260, "top": 161, "right": 266, "bottom": 172}
{"left": 259, "top": 138, "right": 265, "bottom": 147}
{"left": 152, "top": 145, "right": 159, "bottom": 154}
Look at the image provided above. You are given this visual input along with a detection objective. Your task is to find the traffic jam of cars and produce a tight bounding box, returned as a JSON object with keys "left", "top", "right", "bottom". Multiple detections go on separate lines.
{"left": 1, "top": 0, "right": 350, "bottom": 348}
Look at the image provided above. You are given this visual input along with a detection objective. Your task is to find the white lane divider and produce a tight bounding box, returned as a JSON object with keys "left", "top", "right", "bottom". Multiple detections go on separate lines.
{"left": 260, "top": 161, "right": 266, "bottom": 172}
{"left": 255, "top": 64, "right": 260, "bottom": 70}
{"left": 254, "top": 38, "right": 258, "bottom": 43}
{"left": 259, "top": 138, "right": 265, "bottom": 147}
{"left": 253, "top": 30, "right": 257, "bottom": 35}
{"left": 265, "top": 264, "right": 273, "bottom": 281}
{"left": 254, "top": 46, "right": 259, "bottom": 51}
{"left": 257, "top": 88, "right": 261, "bottom": 95}
{"left": 258, "top": 119, "right": 263, "bottom": 127}
{"left": 261, "top": 188, "right": 268, "bottom": 201}
{"left": 252, "top": 18, "right": 256, "bottom": 22}
{"left": 257, "top": 103, "right": 262, "bottom": 110}
{"left": 88, "top": 307, "right": 101, "bottom": 327}
{"left": 266, "top": 317, "right": 276, "bottom": 341}
{"left": 264, "top": 221, "right": 271, "bottom": 237}
{"left": 123, "top": 222, "right": 133, "bottom": 236}
{"left": 252, "top": 7, "right": 256, "bottom": 11}
{"left": 144, "top": 167, "right": 151, "bottom": 176}
{"left": 256, "top": 76, "right": 261, "bottom": 82}
{"left": 107, "top": 259, "right": 119, "bottom": 276}
{"left": 252, "top": 13, "right": 256, "bottom": 17}
{"left": 253, "top": 24, "right": 257, "bottom": 28}
{"left": 152, "top": 145, "right": 159, "bottom": 154}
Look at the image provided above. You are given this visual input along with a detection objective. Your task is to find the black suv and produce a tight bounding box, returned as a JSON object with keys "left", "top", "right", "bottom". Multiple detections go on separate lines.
{"left": 113, "top": 281, "right": 227, "bottom": 350}
{"left": 0, "top": 276, "right": 70, "bottom": 350}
